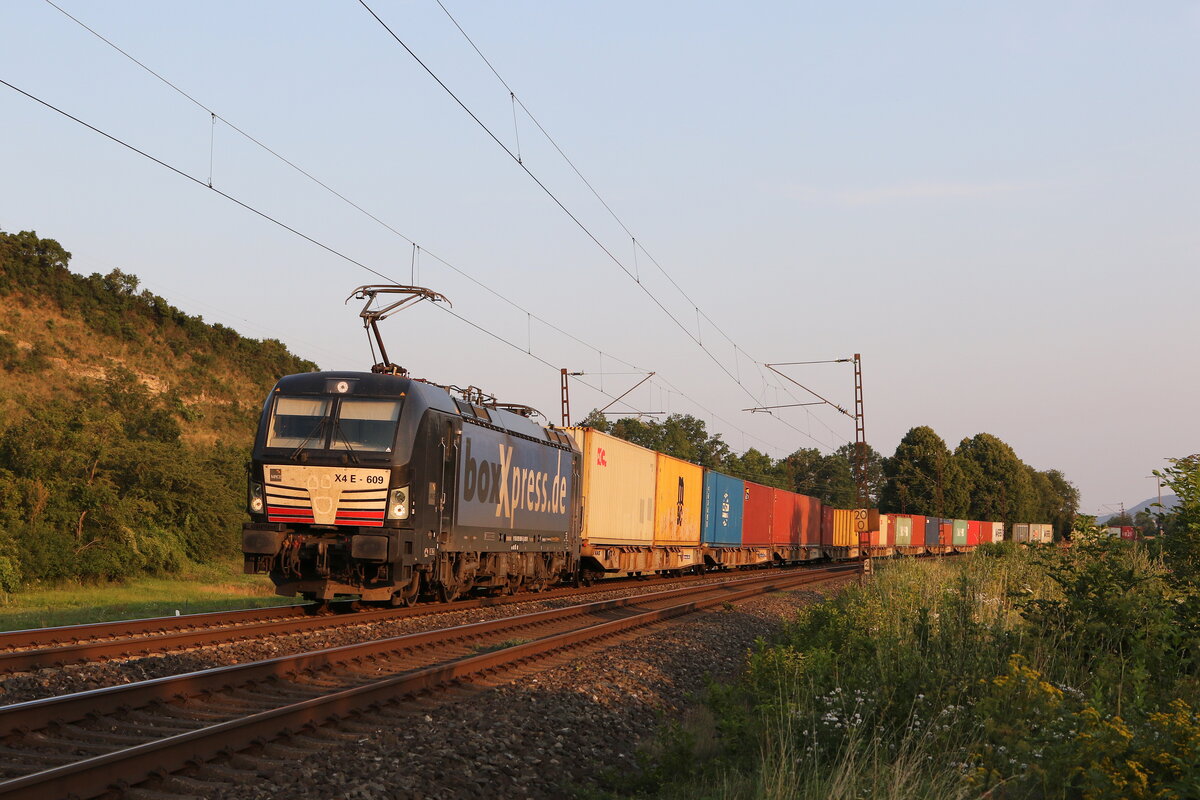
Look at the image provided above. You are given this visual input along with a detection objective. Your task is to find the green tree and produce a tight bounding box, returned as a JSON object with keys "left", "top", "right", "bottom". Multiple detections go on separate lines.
{"left": 725, "top": 447, "right": 788, "bottom": 489}
{"left": 1035, "top": 468, "right": 1080, "bottom": 539}
{"left": 955, "top": 433, "right": 1035, "bottom": 526}
{"left": 833, "top": 442, "right": 884, "bottom": 506}
{"left": 1155, "top": 454, "right": 1200, "bottom": 589}
{"left": 880, "top": 426, "right": 970, "bottom": 517}
{"left": 1105, "top": 511, "right": 1135, "bottom": 528}
{"left": 779, "top": 447, "right": 850, "bottom": 506}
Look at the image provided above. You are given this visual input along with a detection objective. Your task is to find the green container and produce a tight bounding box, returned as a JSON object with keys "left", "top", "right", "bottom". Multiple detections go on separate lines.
{"left": 953, "top": 519, "right": 968, "bottom": 546}
{"left": 894, "top": 516, "right": 912, "bottom": 546}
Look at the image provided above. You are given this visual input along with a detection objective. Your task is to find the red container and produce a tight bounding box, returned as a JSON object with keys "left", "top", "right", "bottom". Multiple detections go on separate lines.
{"left": 797, "top": 495, "right": 822, "bottom": 546}
{"left": 911, "top": 514, "right": 926, "bottom": 546}
{"left": 967, "top": 520, "right": 982, "bottom": 546}
{"left": 741, "top": 482, "right": 774, "bottom": 545}
{"left": 939, "top": 519, "right": 953, "bottom": 547}
{"left": 771, "top": 489, "right": 799, "bottom": 545}
{"left": 1121, "top": 526, "right": 1137, "bottom": 540}
{"left": 821, "top": 505, "right": 834, "bottom": 548}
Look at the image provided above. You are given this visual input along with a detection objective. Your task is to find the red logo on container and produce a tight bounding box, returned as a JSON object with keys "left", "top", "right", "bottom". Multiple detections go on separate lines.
{"left": 597, "top": 448, "right": 607, "bottom": 467}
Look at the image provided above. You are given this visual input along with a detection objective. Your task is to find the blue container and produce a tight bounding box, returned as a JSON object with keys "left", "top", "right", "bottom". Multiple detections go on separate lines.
{"left": 702, "top": 471, "right": 744, "bottom": 546}
{"left": 924, "top": 516, "right": 941, "bottom": 547}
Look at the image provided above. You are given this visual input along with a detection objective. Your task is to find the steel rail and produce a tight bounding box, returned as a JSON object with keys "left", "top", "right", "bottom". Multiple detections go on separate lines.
{"left": 0, "top": 565, "right": 822, "bottom": 673}
{"left": 0, "top": 565, "right": 857, "bottom": 800}
{"left": 0, "top": 604, "right": 310, "bottom": 651}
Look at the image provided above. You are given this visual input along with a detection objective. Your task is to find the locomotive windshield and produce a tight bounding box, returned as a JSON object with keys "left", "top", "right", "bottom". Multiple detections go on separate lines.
{"left": 265, "top": 395, "right": 402, "bottom": 453}
{"left": 329, "top": 398, "right": 401, "bottom": 452}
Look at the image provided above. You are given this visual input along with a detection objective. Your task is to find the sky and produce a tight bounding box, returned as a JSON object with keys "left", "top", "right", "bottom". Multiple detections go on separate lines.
{"left": 1, "top": 1, "right": 1197, "bottom": 515}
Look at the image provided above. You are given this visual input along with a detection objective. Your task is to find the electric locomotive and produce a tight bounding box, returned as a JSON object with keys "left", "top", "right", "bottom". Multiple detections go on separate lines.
{"left": 241, "top": 286, "right": 581, "bottom": 604}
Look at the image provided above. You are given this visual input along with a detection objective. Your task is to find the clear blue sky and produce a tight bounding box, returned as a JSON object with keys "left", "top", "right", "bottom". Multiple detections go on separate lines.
{"left": 2, "top": 1, "right": 1197, "bottom": 514}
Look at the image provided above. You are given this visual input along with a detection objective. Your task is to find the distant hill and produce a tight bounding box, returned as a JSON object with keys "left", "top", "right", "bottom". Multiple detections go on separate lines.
{"left": 0, "top": 229, "right": 315, "bottom": 444}
{"left": 0, "top": 229, "right": 316, "bottom": 589}
{"left": 1099, "top": 494, "right": 1180, "bottom": 524}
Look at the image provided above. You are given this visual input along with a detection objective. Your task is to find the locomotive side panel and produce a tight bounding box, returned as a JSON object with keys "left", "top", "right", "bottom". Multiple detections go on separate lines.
{"left": 448, "top": 421, "right": 575, "bottom": 552}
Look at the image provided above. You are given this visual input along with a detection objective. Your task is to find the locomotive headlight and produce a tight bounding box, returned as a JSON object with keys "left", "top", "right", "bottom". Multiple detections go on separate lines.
{"left": 388, "top": 486, "right": 410, "bottom": 520}
{"left": 249, "top": 482, "right": 264, "bottom": 514}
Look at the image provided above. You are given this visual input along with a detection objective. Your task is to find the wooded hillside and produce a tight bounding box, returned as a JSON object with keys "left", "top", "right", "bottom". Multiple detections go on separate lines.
{"left": 0, "top": 230, "right": 316, "bottom": 589}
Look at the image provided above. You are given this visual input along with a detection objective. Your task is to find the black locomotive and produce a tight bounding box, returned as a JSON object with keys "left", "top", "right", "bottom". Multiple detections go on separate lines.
{"left": 241, "top": 371, "right": 582, "bottom": 605}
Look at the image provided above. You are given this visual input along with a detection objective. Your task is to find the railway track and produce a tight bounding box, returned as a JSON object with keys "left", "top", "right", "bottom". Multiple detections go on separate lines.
{"left": 0, "top": 563, "right": 858, "bottom": 799}
{"left": 0, "top": 566, "right": 823, "bottom": 673}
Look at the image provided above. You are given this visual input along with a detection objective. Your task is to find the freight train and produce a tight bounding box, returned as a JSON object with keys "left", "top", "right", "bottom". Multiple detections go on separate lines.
{"left": 241, "top": 370, "right": 1053, "bottom": 605}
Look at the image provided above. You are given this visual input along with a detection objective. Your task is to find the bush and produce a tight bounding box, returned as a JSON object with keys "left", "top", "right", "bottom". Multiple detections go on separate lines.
{"left": 620, "top": 543, "right": 1200, "bottom": 800}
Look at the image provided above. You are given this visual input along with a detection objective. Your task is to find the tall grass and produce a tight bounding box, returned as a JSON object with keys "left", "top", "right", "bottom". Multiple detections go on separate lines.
{"left": 602, "top": 541, "right": 1200, "bottom": 800}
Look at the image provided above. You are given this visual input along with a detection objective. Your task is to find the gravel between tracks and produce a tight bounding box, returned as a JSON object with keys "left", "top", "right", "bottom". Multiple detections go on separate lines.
{"left": 211, "top": 577, "right": 854, "bottom": 800}
{"left": 0, "top": 571, "right": 825, "bottom": 707}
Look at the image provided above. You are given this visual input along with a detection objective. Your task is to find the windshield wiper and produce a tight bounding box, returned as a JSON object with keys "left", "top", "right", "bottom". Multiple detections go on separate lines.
{"left": 331, "top": 416, "right": 360, "bottom": 465}
{"left": 289, "top": 418, "right": 327, "bottom": 461}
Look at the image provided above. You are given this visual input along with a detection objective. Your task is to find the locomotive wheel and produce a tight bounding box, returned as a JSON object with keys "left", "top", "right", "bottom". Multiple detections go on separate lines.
{"left": 436, "top": 581, "right": 461, "bottom": 603}
{"left": 302, "top": 596, "right": 330, "bottom": 615}
{"left": 389, "top": 575, "right": 421, "bottom": 607}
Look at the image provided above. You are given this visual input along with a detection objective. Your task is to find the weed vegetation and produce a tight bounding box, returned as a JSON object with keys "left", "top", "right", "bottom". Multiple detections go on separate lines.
{"left": 599, "top": 458, "right": 1200, "bottom": 800}
{"left": 0, "top": 230, "right": 315, "bottom": 591}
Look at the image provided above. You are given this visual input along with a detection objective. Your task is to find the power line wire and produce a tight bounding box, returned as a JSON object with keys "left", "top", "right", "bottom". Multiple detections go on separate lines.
{"left": 1, "top": 74, "right": 786, "bottom": 455}
{"left": 39, "top": 0, "right": 650, "bottom": 377}
{"left": 357, "top": 1, "right": 803, "bottom": 420}
{"left": 26, "top": 3, "right": 838, "bottom": 455}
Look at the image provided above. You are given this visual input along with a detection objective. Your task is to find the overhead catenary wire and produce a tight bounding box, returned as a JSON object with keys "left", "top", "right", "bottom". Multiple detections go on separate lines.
{"left": 389, "top": 0, "right": 852, "bottom": 444}
{"left": 357, "top": 0, "right": 831, "bottom": 432}
{"left": 433, "top": 1, "right": 747, "bottom": 347}
{"left": 38, "top": 0, "right": 650, "bottom": 377}
{"left": 26, "top": 3, "right": 836, "bottom": 455}
{"left": 1, "top": 75, "right": 789, "bottom": 454}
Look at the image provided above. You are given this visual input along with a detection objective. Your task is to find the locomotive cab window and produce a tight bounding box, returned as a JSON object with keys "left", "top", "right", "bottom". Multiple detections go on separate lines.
{"left": 265, "top": 396, "right": 331, "bottom": 449}
{"left": 331, "top": 398, "right": 402, "bottom": 452}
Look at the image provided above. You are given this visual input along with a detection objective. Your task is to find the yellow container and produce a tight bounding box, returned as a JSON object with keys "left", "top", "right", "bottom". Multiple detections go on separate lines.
{"left": 832, "top": 508, "right": 856, "bottom": 547}
{"left": 653, "top": 453, "right": 703, "bottom": 546}
{"left": 566, "top": 428, "right": 656, "bottom": 546}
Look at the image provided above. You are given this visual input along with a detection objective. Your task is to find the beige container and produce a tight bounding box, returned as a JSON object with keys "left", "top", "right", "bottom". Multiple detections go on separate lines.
{"left": 653, "top": 453, "right": 703, "bottom": 546}
{"left": 567, "top": 428, "right": 656, "bottom": 546}
{"left": 832, "top": 508, "right": 856, "bottom": 547}
{"left": 990, "top": 522, "right": 1005, "bottom": 543}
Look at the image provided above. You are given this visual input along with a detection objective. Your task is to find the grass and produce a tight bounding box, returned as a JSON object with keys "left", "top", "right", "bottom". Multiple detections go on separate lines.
{"left": 596, "top": 538, "right": 1200, "bottom": 800}
{"left": 0, "top": 559, "right": 297, "bottom": 631}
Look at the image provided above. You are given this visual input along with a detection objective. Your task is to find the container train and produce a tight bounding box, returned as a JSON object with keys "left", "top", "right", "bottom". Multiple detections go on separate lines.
{"left": 241, "top": 370, "right": 1053, "bottom": 605}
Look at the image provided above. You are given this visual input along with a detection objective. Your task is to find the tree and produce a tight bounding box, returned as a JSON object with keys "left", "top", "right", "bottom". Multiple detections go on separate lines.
{"left": 881, "top": 426, "right": 970, "bottom": 517}
{"left": 1034, "top": 468, "right": 1080, "bottom": 539}
{"left": 1105, "top": 511, "right": 1135, "bottom": 528}
{"left": 1156, "top": 455, "right": 1200, "bottom": 588}
{"left": 578, "top": 409, "right": 609, "bottom": 431}
{"left": 834, "top": 442, "right": 885, "bottom": 507}
{"left": 779, "top": 447, "right": 854, "bottom": 507}
{"left": 725, "top": 447, "right": 788, "bottom": 489}
{"left": 955, "top": 433, "right": 1035, "bottom": 526}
